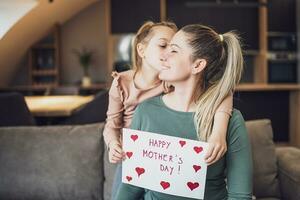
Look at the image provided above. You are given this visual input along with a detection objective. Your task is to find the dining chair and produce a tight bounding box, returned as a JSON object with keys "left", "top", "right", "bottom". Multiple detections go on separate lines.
{"left": 59, "top": 90, "right": 108, "bottom": 125}
{"left": 0, "top": 92, "right": 35, "bottom": 126}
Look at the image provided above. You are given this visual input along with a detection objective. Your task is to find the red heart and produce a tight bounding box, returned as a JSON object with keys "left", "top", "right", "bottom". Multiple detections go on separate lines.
{"left": 126, "top": 152, "right": 133, "bottom": 159}
{"left": 179, "top": 140, "right": 186, "bottom": 147}
{"left": 193, "top": 146, "right": 203, "bottom": 154}
{"left": 126, "top": 176, "right": 132, "bottom": 182}
{"left": 131, "top": 134, "right": 138, "bottom": 142}
{"left": 160, "top": 181, "right": 170, "bottom": 190}
{"left": 187, "top": 182, "right": 200, "bottom": 191}
{"left": 193, "top": 165, "right": 201, "bottom": 172}
{"left": 135, "top": 167, "right": 145, "bottom": 177}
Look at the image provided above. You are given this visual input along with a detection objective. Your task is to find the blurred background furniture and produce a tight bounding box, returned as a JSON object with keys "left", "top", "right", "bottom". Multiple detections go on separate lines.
{"left": 0, "top": 84, "right": 108, "bottom": 96}
{"left": 24, "top": 95, "right": 94, "bottom": 117}
{"left": 44, "top": 86, "right": 79, "bottom": 96}
{"left": 28, "top": 24, "right": 60, "bottom": 88}
{"left": 59, "top": 90, "right": 108, "bottom": 125}
{"left": 0, "top": 92, "right": 35, "bottom": 126}
{"left": 0, "top": 123, "right": 104, "bottom": 200}
{"left": 246, "top": 119, "right": 300, "bottom": 200}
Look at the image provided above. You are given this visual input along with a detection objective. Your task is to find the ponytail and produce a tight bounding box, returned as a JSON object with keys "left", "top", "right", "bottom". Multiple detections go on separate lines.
{"left": 194, "top": 32, "right": 243, "bottom": 141}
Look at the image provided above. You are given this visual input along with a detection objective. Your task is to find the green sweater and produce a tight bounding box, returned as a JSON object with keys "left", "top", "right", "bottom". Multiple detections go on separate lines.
{"left": 115, "top": 95, "right": 253, "bottom": 200}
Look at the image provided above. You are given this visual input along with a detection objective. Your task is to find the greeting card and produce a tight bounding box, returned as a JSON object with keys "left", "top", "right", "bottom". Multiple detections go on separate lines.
{"left": 122, "top": 128, "right": 208, "bottom": 199}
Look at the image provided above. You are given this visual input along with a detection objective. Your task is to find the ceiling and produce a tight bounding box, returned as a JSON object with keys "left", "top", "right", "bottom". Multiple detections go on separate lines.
{"left": 0, "top": 0, "right": 99, "bottom": 85}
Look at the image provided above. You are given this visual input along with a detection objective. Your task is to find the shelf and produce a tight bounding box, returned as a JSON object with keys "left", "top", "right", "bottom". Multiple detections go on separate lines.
{"left": 1, "top": 83, "right": 109, "bottom": 91}
{"left": 184, "top": 2, "right": 263, "bottom": 8}
{"left": 6, "top": 83, "right": 299, "bottom": 92}
{"left": 31, "top": 83, "right": 58, "bottom": 88}
{"left": 79, "top": 83, "right": 109, "bottom": 90}
{"left": 237, "top": 83, "right": 300, "bottom": 91}
{"left": 33, "top": 44, "right": 55, "bottom": 49}
{"left": 243, "top": 50, "right": 259, "bottom": 56}
{"left": 32, "top": 70, "right": 58, "bottom": 76}
{"left": 29, "top": 24, "right": 60, "bottom": 86}
{"left": 268, "top": 32, "right": 296, "bottom": 36}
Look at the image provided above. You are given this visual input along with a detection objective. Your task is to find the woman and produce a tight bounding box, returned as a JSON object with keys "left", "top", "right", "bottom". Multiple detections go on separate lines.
{"left": 104, "top": 21, "right": 234, "bottom": 199}
{"left": 114, "top": 24, "right": 253, "bottom": 200}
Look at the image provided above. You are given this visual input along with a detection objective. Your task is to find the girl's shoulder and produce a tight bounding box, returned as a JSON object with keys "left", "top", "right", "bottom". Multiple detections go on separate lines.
{"left": 109, "top": 70, "right": 135, "bottom": 101}
{"left": 112, "top": 70, "right": 134, "bottom": 82}
{"left": 111, "top": 70, "right": 134, "bottom": 89}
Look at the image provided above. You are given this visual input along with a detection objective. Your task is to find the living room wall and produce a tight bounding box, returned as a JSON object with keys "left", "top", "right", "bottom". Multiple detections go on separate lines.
{"left": 0, "top": 0, "right": 100, "bottom": 86}
{"left": 60, "top": 0, "right": 108, "bottom": 85}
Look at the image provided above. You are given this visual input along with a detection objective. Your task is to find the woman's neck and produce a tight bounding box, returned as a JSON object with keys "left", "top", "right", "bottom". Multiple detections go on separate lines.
{"left": 134, "top": 67, "right": 160, "bottom": 90}
{"left": 163, "top": 80, "right": 201, "bottom": 112}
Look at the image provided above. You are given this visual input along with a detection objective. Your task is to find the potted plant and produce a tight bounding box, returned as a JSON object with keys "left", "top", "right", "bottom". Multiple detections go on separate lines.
{"left": 73, "top": 47, "right": 94, "bottom": 87}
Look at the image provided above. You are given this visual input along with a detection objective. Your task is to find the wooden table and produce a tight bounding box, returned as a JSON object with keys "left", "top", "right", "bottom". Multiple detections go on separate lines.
{"left": 25, "top": 95, "right": 94, "bottom": 117}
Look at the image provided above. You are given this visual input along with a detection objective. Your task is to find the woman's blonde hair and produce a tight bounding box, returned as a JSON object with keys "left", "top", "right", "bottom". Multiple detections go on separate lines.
{"left": 131, "top": 21, "right": 178, "bottom": 72}
{"left": 181, "top": 24, "right": 243, "bottom": 141}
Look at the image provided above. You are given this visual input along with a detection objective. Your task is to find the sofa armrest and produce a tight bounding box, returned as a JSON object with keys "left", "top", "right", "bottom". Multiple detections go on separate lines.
{"left": 275, "top": 147, "right": 300, "bottom": 200}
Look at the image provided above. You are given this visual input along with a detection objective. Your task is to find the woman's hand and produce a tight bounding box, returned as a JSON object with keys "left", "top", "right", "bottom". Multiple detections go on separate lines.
{"left": 108, "top": 139, "right": 125, "bottom": 164}
{"left": 205, "top": 132, "right": 227, "bottom": 166}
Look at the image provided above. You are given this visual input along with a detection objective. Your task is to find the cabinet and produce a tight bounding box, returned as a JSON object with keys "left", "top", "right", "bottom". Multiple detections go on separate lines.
{"left": 166, "top": 0, "right": 260, "bottom": 50}
{"left": 107, "top": 0, "right": 299, "bottom": 86}
{"left": 28, "top": 24, "right": 60, "bottom": 87}
{"left": 110, "top": 0, "right": 160, "bottom": 33}
{"left": 268, "top": 0, "right": 296, "bottom": 32}
{"left": 267, "top": 0, "right": 297, "bottom": 84}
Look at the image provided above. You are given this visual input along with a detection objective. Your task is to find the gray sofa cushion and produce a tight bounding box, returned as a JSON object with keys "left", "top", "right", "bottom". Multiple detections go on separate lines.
{"left": 0, "top": 123, "right": 105, "bottom": 200}
{"left": 103, "top": 146, "right": 117, "bottom": 200}
{"left": 246, "top": 119, "right": 281, "bottom": 199}
{"left": 276, "top": 147, "right": 300, "bottom": 200}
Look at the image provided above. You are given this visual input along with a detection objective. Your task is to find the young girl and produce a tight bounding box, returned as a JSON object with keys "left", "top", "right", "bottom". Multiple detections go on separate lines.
{"left": 114, "top": 24, "right": 252, "bottom": 199}
{"left": 103, "top": 21, "right": 233, "bottom": 198}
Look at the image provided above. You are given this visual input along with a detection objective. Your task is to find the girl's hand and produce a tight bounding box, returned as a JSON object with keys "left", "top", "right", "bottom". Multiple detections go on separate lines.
{"left": 108, "top": 139, "right": 125, "bottom": 164}
{"left": 205, "top": 133, "right": 227, "bottom": 166}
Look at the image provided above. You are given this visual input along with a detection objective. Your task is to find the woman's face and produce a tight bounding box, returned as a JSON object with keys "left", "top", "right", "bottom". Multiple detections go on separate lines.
{"left": 141, "top": 26, "right": 176, "bottom": 72}
{"left": 159, "top": 30, "right": 195, "bottom": 82}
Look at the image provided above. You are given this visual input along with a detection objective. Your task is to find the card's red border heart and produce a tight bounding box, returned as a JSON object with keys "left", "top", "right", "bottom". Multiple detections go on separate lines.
{"left": 135, "top": 167, "right": 145, "bottom": 177}
{"left": 187, "top": 182, "right": 200, "bottom": 191}
{"left": 160, "top": 181, "right": 170, "bottom": 190}
{"left": 130, "top": 134, "right": 138, "bottom": 142}
{"left": 126, "top": 176, "right": 132, "bottom": 182}
{"left": 179, "top": 140, "right": 186, "bottom": 147}
{"left": 193, "top": 146, "right": 203, "bottom": 154}
{"left": 193, "top": 165, "right": 201, "bottom": 172}
{"left": 126, "top": 152, "right": 133, "bottom": 159}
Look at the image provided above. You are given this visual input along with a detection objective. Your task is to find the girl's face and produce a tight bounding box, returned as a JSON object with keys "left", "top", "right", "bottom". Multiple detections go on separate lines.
{"left": 159, "top": 30, "right": 195, "bottom": 82}
{"left": 141, "top": 26, "right": 176, "bottom": 72}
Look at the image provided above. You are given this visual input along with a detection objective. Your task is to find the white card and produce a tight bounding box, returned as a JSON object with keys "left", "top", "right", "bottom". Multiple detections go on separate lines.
{"left": 122, "top": 128, "right": 208, "bottom": 199}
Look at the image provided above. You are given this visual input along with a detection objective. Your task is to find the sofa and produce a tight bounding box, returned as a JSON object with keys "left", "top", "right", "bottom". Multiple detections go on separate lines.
{"left": 0, "top": 119, "right": 299, "bottom": 200}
